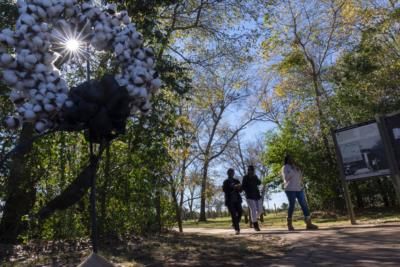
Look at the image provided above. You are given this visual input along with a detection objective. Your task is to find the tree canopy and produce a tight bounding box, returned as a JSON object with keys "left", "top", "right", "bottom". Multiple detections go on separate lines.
{"left": 0, "top": 0, "right": 400, "bottom": 247}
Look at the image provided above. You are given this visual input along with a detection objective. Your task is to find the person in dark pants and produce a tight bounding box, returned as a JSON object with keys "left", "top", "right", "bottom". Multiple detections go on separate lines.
{"left": 281, "top": 155, "right": 318, "bottom": 231}
{"left": 242, "top": 165, "right": 262, "bottom": 231}
{"left": 223, "top": 168, "right": 243, "bottom": 235}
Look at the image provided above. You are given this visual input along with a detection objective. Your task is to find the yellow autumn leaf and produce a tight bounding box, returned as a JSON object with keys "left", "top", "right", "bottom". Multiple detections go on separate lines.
{"left": 274, "top": 84, "right": 286, "bottom": 97}
{"left": 341, "top": 1, "right": 360, "bottom": 25}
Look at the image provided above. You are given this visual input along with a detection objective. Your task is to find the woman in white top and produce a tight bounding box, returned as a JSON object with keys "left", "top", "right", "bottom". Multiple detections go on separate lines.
{"left": 281, "top": 155, "right": 318, "bottom": 231}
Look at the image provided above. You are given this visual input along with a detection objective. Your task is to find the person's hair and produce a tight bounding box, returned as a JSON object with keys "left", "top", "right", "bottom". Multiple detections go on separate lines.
{"left": 248, "top": 165, "right": 254, "bottom": 171}
{"left": 284, "top": 155, "right": 291, "bottom": 165}
{"left": 227, "top": 168, "right": 235, "bottom": 175}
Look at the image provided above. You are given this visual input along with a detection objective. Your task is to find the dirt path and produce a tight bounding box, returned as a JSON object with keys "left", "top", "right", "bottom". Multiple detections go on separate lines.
{"left": 3, "top": 223, "right": 399, "bottom": 266}
{"left": 182, "top": 223, "right": 400, "bottom": 267}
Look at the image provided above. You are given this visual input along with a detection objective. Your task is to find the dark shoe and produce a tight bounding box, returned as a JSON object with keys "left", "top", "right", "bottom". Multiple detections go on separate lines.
{"left": 287, "top": 217, "right": 295, "bottom": 231}
{"left": 305, "top": 216, "right": 318, "bottom": 230}
{"left": 235, "top": 230, "right": 240, "bottom": 235}
{"left": 253, "top": 222, "right": 261, "bottom": 231}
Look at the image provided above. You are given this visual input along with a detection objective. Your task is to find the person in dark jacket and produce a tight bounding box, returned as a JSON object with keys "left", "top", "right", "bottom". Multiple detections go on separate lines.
{"left": 242, "top": 165, "right": 262, "bottom": 231}
{"left": 223, "top": 168, "right": 243, "bottom": 235}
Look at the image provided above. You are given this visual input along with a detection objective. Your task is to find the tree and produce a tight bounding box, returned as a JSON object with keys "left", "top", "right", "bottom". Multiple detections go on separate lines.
{"left": 258, "top": 0, "right": 373, "bottom": 212}
{"left": 166, "top": 97, "right": 197, "bottom": 232}
{"left": 263, "top": 0, "right": 352, "bottom": 161}
{"left": 328, "top": 3, "right": 400, "bottom": 208}
{"left": 145, "top": 0, "right": 266, "bottom": 222}
{"left": 133, "top": 0, "right": 266, "bottom": 225}
{"left": 191, "top": 65, "right": 261, "bottom": 221}
{"left": 330, "top": 3, "right": 400, "bottom": 124}
{"left": 185, "top": 168, "right": 202, "bottom": 219}
{"left": 0, "top": 1, "right": 34, "bottom": 244}
{"left": 0, "top": 0, "right": 189, "bottom": 243}
{"left": 253, "top": 73, "right": 291, "bottom": 129}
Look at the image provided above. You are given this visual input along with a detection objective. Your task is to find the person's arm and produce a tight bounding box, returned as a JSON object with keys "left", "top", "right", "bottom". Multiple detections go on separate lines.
{"left": 298, "top": 167, "right": 304, "bottom": 186}
{"left": 256, "top": 175, "right": 261, "bottom": 186}
{"left": 282, "top": 165, "right": 293, "bottom": 182}
{"left": 224, "top": 179, "right": 237, "bottom": 193}
{"left": 222, "top": 180, "right": 229, "bottom": 194}
{"left": 242, "top": 176, "right": 248, "bottom": 191}
{"left": 235, "top": 183, "right": 243, "bottom": 193}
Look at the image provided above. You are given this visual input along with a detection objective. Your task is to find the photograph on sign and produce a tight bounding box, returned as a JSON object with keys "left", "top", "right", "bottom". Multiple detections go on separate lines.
{"left": 335, "top": 122, "right": 390, "bottom": 180}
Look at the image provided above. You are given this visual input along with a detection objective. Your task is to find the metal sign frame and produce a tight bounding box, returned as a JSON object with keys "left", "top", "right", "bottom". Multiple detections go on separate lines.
{"left": 333, "top": 120, "right": 391, "bottom": 181}
{"left": 332, "top": 115, "right": 400, "bottom": 225}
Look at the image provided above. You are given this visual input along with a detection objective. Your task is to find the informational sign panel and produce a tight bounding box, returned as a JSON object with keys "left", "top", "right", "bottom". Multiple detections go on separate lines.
{"left": 334, "top": 122, "right": 390, "bottom": 180}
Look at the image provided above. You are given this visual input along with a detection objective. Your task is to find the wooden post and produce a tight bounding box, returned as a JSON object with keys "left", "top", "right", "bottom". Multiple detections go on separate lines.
{"left": 331, "top": 130, "right": 356, "bottom": 224}
{"left": 376, "top": 115, "right": 400, "bottom": 205}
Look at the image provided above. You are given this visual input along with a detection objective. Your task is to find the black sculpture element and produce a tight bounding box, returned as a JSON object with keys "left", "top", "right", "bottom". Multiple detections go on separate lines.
{"left": 62, "top": 74, "right": 131, "bottom": 143}
{"left": 37, "top": 75, "right": 131, "bottom": 220}
{"left": 38, "top": 155, "right": 100, "bottom": 220}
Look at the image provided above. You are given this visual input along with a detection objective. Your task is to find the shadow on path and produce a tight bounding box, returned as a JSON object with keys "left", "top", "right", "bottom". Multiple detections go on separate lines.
{"left": 183, "top": 223, "right": 400, "bottom": 267}
{"left": 102, "top": 232, "right": 286, "bottom": 267}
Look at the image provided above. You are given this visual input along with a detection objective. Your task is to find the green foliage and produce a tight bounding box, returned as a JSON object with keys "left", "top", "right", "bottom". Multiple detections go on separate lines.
{"left": 261, "top": 1, "right": 400, "bottom": 212}
{"left": 330, "top": 18, "right": 400, "bottom": 124}
{"left": 263, "top": 121, "right": 305, "bottom": 180}
{"left": 0, "top": 0, "right": 192, "bottom": 243}
{"left": 22, "top": 132, "right": 90, "bottom": 240}
{"left": 10, "top": 89, "right": 184, "bottom": 241}
{"left": 276, "top": 49, "right": 308, "bottom": 74}
{"left": 4, "top": 0, "right": 400, "bottom": 246}
{"left": 0, "top": 1, "right": 17, "bottom": 29}
{"left": 263, "top": 118, "right": 344, "bottom": 210}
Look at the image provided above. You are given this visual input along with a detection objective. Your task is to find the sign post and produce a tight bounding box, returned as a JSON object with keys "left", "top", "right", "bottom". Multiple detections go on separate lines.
{"left": 376, "top": 114, "right": 400, "bottom": 205}
{"left": 331, "top": 130, "right": 356, "bottom": 225}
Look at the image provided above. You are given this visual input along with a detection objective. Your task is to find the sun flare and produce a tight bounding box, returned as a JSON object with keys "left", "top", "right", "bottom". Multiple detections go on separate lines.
{"left": 65, "top": 39, "right": 80, "bottom": 52}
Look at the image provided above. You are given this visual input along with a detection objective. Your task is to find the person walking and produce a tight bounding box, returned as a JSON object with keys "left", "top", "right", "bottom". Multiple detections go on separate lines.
{"left": 223, "top": 168, "right": 243, "bottom": 235}
{"left": 242, "top": 165, "right": 262, "bottom": 231}
{"left": 281, "top": 155, "right": 318, "bottom": 231}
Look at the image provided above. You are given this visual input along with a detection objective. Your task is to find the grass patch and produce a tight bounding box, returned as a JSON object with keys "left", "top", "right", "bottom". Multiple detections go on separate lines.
{"left": 183, "top": 208, "right": 400, "bottom": 229}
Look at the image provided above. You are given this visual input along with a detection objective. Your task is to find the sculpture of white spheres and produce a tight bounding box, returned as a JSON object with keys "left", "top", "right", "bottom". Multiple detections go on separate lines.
{"left": 1, "top": 0, "right": 162, "bottom": 134}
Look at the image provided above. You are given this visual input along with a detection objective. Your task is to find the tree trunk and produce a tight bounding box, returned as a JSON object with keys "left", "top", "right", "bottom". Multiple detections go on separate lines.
{"left": 351, "top": 183, "right": 364, "bottom": 209}
{"left": 178, "top": 158, "right": 187, "bottom": 224}
{"left": 188, "top": 195, "right": 194, "bottom": 218}
{"left": 0, "top": 124, "right": 35, "bottom": 244}
{"left": 57, "top": 133, "right": 66, "bottom": 238}
{"left": 377, "top": 178, "right": 390, "bottom": 208}
{"left": 199, "top": 161, "right": 209, "bottom": 222}
{"left": 312, "top": 74, "right": 333, "bottom": 165}
{"left": 384, "top": 178, "right": 398, "bottom": 207}
{"left": 99, "top": 145, "right": 111, "bottom": 237}
{"left": 155, "top": 181, "right": 162, "bottom": 232}
{"left": 171, "top": 184, "right": 183, "bottom": 232}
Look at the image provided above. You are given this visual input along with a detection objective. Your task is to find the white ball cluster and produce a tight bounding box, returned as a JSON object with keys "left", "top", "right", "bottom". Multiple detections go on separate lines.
{"left": 1, "top": 0, "right": 162, "bottom": 134}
